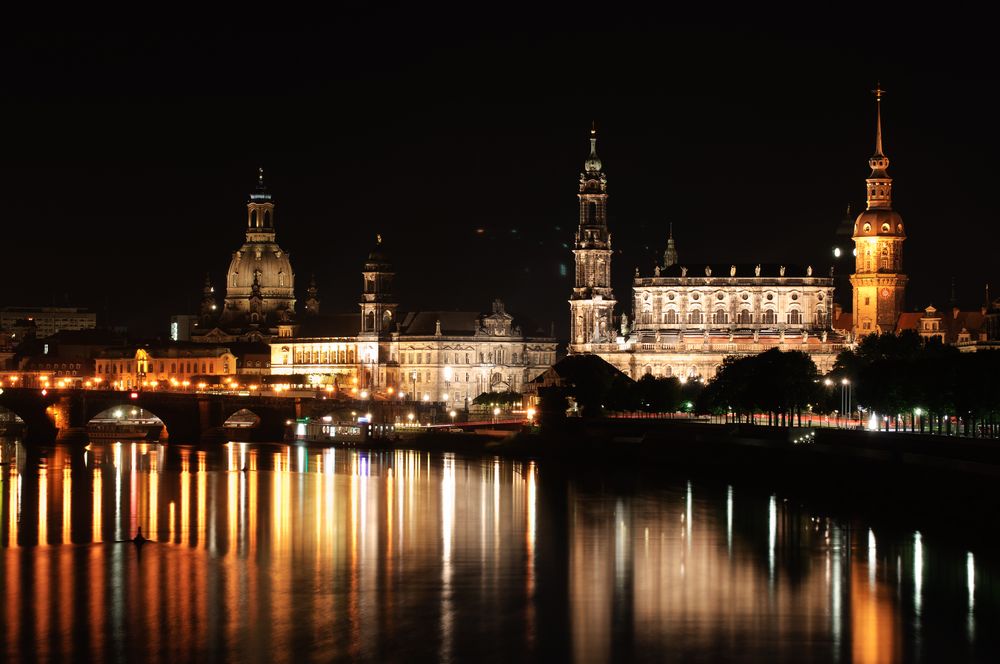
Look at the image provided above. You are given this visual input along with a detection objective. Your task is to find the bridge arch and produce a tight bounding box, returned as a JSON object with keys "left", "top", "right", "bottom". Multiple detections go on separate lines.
{"left": 86, "top": 405, "right": 166, "bottom": 441}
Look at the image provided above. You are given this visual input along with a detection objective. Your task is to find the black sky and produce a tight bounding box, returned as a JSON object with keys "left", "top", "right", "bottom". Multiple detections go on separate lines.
{"left": 2, "top": 10, "right": 996, "bottom": 339}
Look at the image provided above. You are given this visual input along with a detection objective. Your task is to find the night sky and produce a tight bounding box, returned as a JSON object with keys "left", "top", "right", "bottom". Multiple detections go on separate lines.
{"left": 2, "top": 11, "right": 996, "bottom": 339}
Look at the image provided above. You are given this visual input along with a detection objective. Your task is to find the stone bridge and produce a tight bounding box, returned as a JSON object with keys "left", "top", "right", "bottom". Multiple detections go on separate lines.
{"left": 0, "top": 388, "right": 445, "bottom": 443}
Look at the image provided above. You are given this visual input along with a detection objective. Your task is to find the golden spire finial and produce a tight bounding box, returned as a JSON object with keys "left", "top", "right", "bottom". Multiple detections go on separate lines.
{"left": 376, "top": 233, "right": 382, "bottom": 245}
{"left": 258, "top": 167, "right": 264, "bottom": 184}
{"left": 871, "top": 82, "right": 886, "bottom": 156}
{"left": 591, "top": 120, "right": 596, "bottom": 136}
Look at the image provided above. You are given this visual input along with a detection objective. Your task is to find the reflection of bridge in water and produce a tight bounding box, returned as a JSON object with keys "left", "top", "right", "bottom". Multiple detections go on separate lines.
{"left": 0, "top": 388, "right": 445, "bottom": 443}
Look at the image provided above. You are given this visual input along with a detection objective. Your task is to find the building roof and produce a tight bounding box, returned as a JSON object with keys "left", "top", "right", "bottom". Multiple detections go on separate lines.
{"left": 293, "top": 314, "right": 362, "bottom": 339}
{"left": 398, "top": 311, "right": 480, "bottom": 336}
{"left": 643, "top": 263, "right": 832, "bottom": 280}
{"left": 832, "top": 312, "right": 853, "bottom": 332}
{"left": 530, "top": 354, "right": 633, "bottom": 386}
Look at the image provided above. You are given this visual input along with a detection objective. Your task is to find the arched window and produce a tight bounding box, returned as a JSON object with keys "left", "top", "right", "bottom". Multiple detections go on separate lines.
{"left": 264, "top": 211, "right": 271, "bottom": 228}
{"left": 366, "top": 310, "right": 376, "bottom": 330}
{"left": 713, "top": 309, "right": 728, "bottom": 325}
{"left": 815, "top": 308, "right": 826, "bottom": 326}
{"left": 664, "top": 310, "right": 678, "bottom": 324}
{"left": 250, "top": 210, "right": 257, "bottom": 227}
{"left": 664, "top": 366, "right": 673, "bottom": 377}
{"left": 688, "top": 309, "right": 703, "bottom": 324}
{"left": 762, "top": 309, "right": 777, "bottom": 325}
{"left": 787, "top": 309, "right": 802, "bottom": 325}
{"left": 642, "top": 312, "right": 652, "bottom": 324}
{"left": 738, "top": 309, "right": 752, "bottom": 325}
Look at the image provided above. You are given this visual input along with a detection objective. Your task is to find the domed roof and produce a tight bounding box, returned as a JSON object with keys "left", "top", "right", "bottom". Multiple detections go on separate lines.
{"left": 226, "top": 241, "right": 295, "bottom": 292}
{"left": 854, "top": 208, "right": 905, "bottom": 238}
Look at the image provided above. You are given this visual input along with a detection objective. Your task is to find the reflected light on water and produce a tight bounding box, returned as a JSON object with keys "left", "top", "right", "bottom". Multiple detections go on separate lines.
{"left": 0, "top": 441, "right": 997, "bottom": 662}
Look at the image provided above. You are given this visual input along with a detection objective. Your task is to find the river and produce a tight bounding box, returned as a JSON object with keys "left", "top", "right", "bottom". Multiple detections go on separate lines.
{"left": 1, "top": 439, "right": 996, "bottom": 662}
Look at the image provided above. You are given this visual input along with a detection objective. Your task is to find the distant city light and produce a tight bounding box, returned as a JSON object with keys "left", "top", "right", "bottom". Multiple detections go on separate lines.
{"left": 833, "top": 247, "right": 842, "bottom": 258}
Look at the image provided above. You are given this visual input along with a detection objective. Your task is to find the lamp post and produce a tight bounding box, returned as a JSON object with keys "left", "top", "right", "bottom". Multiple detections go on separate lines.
{"left": 840, "top": 379, "right": 852, "bottom": 428}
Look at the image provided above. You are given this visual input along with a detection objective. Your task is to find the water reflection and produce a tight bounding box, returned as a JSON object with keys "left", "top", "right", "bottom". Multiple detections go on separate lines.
{"left": 0, "top": 438, "right": 997, "bottom": 662}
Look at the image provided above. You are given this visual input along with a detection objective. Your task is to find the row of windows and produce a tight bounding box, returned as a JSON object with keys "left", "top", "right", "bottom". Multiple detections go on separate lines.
{"left": 641, "top": 309, "right": 814, "bottom": 325}
{"left": 35, "top": 362, "right": 84, "bottom": 370}
{"left": 97, "top": 361, "right": 224, "bottom": 375}
{"left": 293, "top": 350, "right": 356, "bottom": 364}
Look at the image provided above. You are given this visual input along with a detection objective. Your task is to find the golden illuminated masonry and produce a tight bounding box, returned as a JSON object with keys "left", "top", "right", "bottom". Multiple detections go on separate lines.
{"left": 850, "top": 84, "right": 907, "bottom": 336}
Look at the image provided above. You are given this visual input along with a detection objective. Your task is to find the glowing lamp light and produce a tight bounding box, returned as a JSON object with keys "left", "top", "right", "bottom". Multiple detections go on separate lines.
{"left": 833, "top": 247, "right": 842, "bottom": 258}
{"left": 824, "top": 378, "right": 833, "bottom": 386}
{"left": 387, "top": 386, "right": 394, "bottom": 395}
{"left": 41, "top": 388, "right": 47, "bottom": 396}
{"left": 407, "top": 413, "right": 415, "bottom": 422}
{"left": 914, "top": 407, "right": 923, "bottom": 416}
{"left": 493, "top": 407, "right": 501, "bottom": 416}
{"left": 527, "top": 408, "right": 536, "bottom": 421}
{"left": 442, "top": 393, "right": 449, "bottom": 401}
{"left": 423, "top": 394, "right": 430, "bottom": 402}
{"left": 182, "top": 380, "right": 190, "bottom": 387}
{"left": 198, "top": 382, "right": 207, "bottom": 390}
{"left": 130, "top": 392, "right": 139, "bottom": 400}
{"left": 449, "top": 410, "right": 457, "bottom": 419}
{"left": 360, "top": 390, "right": 369, "bottom": 399}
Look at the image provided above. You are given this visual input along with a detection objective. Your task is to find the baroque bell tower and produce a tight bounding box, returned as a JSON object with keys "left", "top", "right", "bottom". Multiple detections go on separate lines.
{"left": 569, "top": 123, "right": 616, "bottom": 351}
{"left": 850, "top": 84, "right": 907, "bottom": 336}
{"left": 359, "top": 234, "right": 397, "bottom": 338}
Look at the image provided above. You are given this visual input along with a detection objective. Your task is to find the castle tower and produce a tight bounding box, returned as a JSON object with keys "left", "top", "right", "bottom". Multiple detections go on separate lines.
{"left": 569, "top": 123, "right": 616, "bottom": 350}
{"left": 359, "top": 234, "right": 397, "bottom": 337}
{"left": 850, "top": 85, "right": 907, "bottom": 336}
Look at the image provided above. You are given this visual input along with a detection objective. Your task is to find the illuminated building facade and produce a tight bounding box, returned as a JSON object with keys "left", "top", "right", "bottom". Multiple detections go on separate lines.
{"left": 568, "top": 129, "right": 848, "bottom": 379}
{"left": 271, "top": 241, "right": 557, "bottom": 409}
{"left": 849, "top": 85, "right": 907, "bottom": 336}
{"left": 95, "top": 346, "right": 237, "bottom": 389}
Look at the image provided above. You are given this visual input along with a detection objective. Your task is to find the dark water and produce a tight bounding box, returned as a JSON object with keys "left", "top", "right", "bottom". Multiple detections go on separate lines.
{"left": 1, "top": 440, "right": 997, "bottom": 663}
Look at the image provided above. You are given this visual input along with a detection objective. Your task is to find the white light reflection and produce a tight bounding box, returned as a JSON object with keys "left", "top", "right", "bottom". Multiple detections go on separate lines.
{"left": 726, "top": 485, "right": 733, "bottom": 557}
{"left": 768, "top": 495, "right": 777, "bottom": 584}
{"left": 685, "top": 481, "right": 692, "bottom": 550}
{"left": 868, "top": 528, "right": 876, "bottom": 589}
{"left": 441, "top": 455, "right": 456, "bottom": 663}
{"left": 831, "top": 524, "right": 842, "bottom": 658}
{"left": 913, "top": 531, "right": 923, "bottom": 616}
{"left": 967, "top": 551, "right": 975, "bottom": 610}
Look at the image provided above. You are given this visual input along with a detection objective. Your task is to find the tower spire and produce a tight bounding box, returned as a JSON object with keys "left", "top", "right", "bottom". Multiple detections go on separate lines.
{"left": 873, "top": 82, "right": 885, "bottom": 156}
{"left": 865, "top": 84, "right": 892, "bottom": 210}
{"left": 584, "top": 121, "right": 602, "bottom": 173}
{"left": 663, "top": 222, "right": 678, "bottom": 268}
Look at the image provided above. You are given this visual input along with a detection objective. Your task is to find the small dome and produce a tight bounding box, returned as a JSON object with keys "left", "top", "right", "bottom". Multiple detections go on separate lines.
{"left": 854, "top": 209, "right": 904, "bottom": 238}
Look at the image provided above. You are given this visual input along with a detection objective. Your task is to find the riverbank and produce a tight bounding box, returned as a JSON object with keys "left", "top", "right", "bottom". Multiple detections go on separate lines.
{"left": 372, "top": 419, "right": 1000, "bottom": 545}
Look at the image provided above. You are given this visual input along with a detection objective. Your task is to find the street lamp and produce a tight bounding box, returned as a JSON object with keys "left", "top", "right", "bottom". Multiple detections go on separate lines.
{"left": 840, "top": 379, "right": 852, "bottom": 428}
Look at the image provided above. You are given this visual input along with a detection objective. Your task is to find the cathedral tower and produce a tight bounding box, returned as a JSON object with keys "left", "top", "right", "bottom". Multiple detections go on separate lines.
{"left": 850, "top": 85, "right": 907, "bottom": 336}
{"left": 569, "top": 124, "right": 616, "bottom": 350}
{"left": 359, "top": 234, "right": 397, "bottom": 337}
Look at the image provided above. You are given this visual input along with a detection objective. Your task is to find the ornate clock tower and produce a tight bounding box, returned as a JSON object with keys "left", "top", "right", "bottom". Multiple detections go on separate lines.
{"left": 851, "top": 85, "right": 907, "bottom": 336}
{"left": 569, "top": 124, "right": 616, "bottom": 351}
